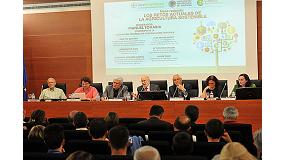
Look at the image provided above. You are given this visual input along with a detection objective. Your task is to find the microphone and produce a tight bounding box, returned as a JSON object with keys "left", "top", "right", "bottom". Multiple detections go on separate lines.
{"left": 117, "top": 85, "right": 127, "bottom": 98}
{"left": 219, "top": 83, "right": 227, "bottom": 99}
{"left": 173, "top": 86, "right": 178, "bottom": 98}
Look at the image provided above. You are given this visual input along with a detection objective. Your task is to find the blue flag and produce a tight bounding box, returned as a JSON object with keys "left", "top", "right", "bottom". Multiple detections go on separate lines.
{"left": 23, "top": 62, "right": 28, "bottom": 101}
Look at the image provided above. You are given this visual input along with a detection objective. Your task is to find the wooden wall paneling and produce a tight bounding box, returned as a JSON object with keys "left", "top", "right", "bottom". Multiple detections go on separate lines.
{"left": 257, "top": 1, "right": 262, "bottom": 79}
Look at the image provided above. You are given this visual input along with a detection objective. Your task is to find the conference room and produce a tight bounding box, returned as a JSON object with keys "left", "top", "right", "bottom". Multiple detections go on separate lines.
{"left": 22, "top": 0, "right": 262, "bottom": 160}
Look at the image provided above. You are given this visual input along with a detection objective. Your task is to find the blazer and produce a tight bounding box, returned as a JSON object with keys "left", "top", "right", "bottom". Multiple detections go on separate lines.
{"left": 168, "top": 83, "right": 191, "bottom": 100}
{"left": 102, "top": 85, "right": 128, "bottom": 99}
{"left": 137, "top": 84, "right": 160, "bottom": 92}
{"left": 130, "top": 117, "right": 174, "bottom": 131}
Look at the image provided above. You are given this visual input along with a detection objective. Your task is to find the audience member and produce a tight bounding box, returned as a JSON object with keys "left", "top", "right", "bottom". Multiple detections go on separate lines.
{"left": 67, "top": 110, "right": 79, "bottom": 123}
{"left": 219, "top": 142, "right": 257, "bottom": 160}
{"left": 44, "top": 124, "right": 65, "bottom": 154}
{"left": 253, "top": 129, "right": 262, "bottom": 159}
{"left": 231, "top": 73, "right": 256, "bottom": 96}
{"left": 108, "top": 126, "right": 130, "bottom": 155}
{"left": 134, "top": 145, "right": 161, "bottom": 160}
{"left": 173, "top": 115, "right": 191, "bottom": 131}
{"left": 223, "top": 106, "right": 239, "bottom": 124}
{"left": 135, "top": 105, "right": 173, "bottom": 131}
{"left": 102, "top": 77, "right": 128, "bottom": 100}
{"left": 28, "top": 125, "right": 45, "bottom": 140}
{"left": 74, "top": 76, "right": 99, "bottom": 101}
{"left": 73, "top": 112, "right": 88, "bottom": 130}
{"left": 169, "top": 74, "right": 191, "bottom": 100}
{"left": 66, "top": 150, "right": 94, "bottom": 160}
{"left": 201, "top": 75, "right": 221, "bottom": 98}
{"left": 172, "top": 132, "right": 194, "bottom": 155}
{"left": 104, "top": 112, "right": 119, "bottom": 130}
{"left": 28, "top": 109, "right": 47, "bottom": 127}
{"left": 205, "top": 119, "right": 231, "bottom": 143}
{"left": 89, "top": 119, "right": 108, "bottom": 141}
{"left": 39, "top": 77, "right": 66, "bottom": 100}
{"left": 184, "top": 105, "right": 199, "bottom": 125}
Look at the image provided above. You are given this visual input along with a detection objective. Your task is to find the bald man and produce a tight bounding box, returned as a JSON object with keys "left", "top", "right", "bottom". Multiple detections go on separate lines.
{"left": 137, "top": 75, "right": 160, "bottom": 92}
{"left": 39, "top": 78, "right": 66, "bottom": 100}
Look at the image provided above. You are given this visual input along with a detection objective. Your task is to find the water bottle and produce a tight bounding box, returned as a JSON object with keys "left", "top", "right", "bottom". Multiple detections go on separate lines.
{"left": 209, "top": 91, "right": 214, "bottom": 99}
{"left": 31, "top": 93, "right": 36, "bottom": 100}
{"left": 95, "top": 94, "right": 101, "bottom": 101}
{"left": 231, "top": 91, "right": 236, "bottom": 98}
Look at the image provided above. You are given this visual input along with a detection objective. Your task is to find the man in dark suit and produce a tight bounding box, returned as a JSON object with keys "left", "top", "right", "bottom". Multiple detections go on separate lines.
{"left": 137, "top": 75, "right": 160, "bottom": 92}
{"left": 102, "top": 77, "right": 128, "bottom": 100}
{"left": 168, "top": 74, "right": 191, "bottom": 100}
{"left": 130, "top": 105, "right": 173, "bottom": 131}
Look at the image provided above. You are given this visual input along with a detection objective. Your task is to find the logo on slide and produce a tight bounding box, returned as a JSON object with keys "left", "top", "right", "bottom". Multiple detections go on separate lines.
{"left": 169, "top": 0, "right": 177, "bottom": 7}
{"left": 193, "top": 21, "right": 238, "bottom": 54}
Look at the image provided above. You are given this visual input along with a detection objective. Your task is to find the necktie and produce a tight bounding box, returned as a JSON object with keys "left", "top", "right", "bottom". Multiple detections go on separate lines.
{"left": 145, "top": 87, "right": 148, "bottom": 91}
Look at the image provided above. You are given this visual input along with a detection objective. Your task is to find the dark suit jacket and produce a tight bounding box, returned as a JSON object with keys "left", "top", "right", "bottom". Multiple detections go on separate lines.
{"left": 168, "top": 83, "right": 191, "bottom": 100}
{"left": 129, "top": 117, "right": 173, "bottom": 132}
{"left": 102, "top": 85, "right": 128, "bottom": 99}
{"left": 137, "top": 84, "right": 160, "bottom": 92}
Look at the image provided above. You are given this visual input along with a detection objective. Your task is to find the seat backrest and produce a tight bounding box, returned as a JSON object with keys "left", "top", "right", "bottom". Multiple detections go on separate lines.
{"left": 142, "top": 140, "right": 172, "bottom": 155}
{"left": 161, "top": 155, "right": 207, "bottom": 160}
{"left": 148, "top": 131, "right": 177, "bottom": 144}
{"left": 48, "top": 118, "right": 69, "bottom": 124}
{"left": 23, "top": 152, "right": 69, "bottom": 160}
{"left": 23, "top": 139, "right": 48, "bottom": 152}
{"left": 108, "top": 81, "right": 133, "bottom": 93}
{"left": 92, "top": 82, "right": 103, "bottom": 96}
{"left": 192, "top": 142, "right": 226, "bottom": 159}
{"left": 182, "top": 80, "right": 199, "bottom": 97}
{"left": 64, "top": 140, "right": 111, "bottom": 154}
{"left": 224, "top": 124, "right": 253, "bottom": 147}
{"left": 42, "top": 83, "right": 67, "bottom": 95}
{"left": 202, "top": 80, "right": 228, "bottom": 97}
{"left": 64, "top": 130, "right": 91, "bottom": 141}
{"left": 150, "top": 80, "right": 168, "bottom": 91}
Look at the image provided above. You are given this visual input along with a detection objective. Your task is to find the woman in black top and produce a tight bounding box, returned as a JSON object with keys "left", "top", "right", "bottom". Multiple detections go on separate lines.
{"left": 201, "top": 75, "right": 221, "bottom": 98}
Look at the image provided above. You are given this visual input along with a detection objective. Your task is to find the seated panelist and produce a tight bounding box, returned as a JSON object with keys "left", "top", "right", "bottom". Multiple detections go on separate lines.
{"left": 39, "top": 78, "right": 66, "bottom": 100}
{"left": 137, "top": 75, "right": 160, "bottom": 92}
{"left": 133, "top": 75, "right": 160, "bottom": 99}
{"left": 201, "top": 75, "right": 222, "bottom": 98}
{"left": 102, "top": 77, "right": 128, "bottom": 100}
{"left": 168, "top": 74, "right": 190, "bottom": 100}
{"left": 231, "top": 73, "right": 256, "bottom": 96}
{"left": 74, "top": 76, "right": 99, "bottom": 101}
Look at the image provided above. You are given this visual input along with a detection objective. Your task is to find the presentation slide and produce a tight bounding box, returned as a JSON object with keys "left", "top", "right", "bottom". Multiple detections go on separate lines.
{"left": 104, "top": 0, "right": 246, "bottom": 74}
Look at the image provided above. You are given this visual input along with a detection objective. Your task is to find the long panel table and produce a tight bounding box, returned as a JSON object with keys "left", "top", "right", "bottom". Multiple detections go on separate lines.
{"left": 23, "top": 100, "right": 262, "bottom": 132}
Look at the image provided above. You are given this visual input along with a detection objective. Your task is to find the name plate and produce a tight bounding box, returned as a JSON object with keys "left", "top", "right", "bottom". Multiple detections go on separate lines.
{"left": 66, "top": 99, "right": 81, "bottom": 101}
{"left": 190, "top": 97, "right": 204, "bottom": 101}
{"left": 221, "top": 97, "right": 236, "bottom": 100}
{"left": 108, "top": 98, "right": 123, "bottom": 101}
{"left": 169, "top": 97, "right": 184, "bottom": 101}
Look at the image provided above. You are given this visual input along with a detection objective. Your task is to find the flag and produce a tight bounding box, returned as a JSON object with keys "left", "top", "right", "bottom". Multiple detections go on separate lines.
{"left": 23, "top": 61, "right": 28, "bottom": 101}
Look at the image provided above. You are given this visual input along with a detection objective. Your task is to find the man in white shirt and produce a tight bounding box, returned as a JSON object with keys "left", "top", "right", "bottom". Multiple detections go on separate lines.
{"left": 39, "top": 77, "right": 66, "bottom": 100}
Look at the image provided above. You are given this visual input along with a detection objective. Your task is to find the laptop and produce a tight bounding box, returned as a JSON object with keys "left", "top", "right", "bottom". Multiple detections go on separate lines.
{"left": 235, "top": 87, "right": 262, "bottom": 100}
{"left": 72, "top": 93, "right": 86, "bottom": 100}
{"left": 138, "top": 91, "right": 167, "bottom": 100}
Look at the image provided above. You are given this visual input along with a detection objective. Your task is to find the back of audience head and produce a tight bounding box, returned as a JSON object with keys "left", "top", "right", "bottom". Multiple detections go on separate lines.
{"left": 66, "top": 150, "right": 94, "bottom": 160}
{"left": 104, "top": 112, "right": 119, "bottom": 130}
{"left": 28, "top": 125, "right": 45, "bottom": 140}
{"left": 149, "top": 105, "right": 164, "bottom": 118}
{"left": 134, "top": 145, "right": 161, "bottom": 160}
{"left": 174, "top": 115, "right": 191, "bottom": 131}
{"left": 73, "top": 111, "right": 88, "bottom": 129}
{"left": 89, "top": 119, "right": 108, "bottom": 140}
{"left": 68, "top": 110, "right": 79, "bottom": 122}
{"left": 172, "top": 132, "right": 194, "bottom": 155}
{"left": 44, "top": 124, "right": 64, "bottom": 151}
{"left": 253, "top": 129, "right": 262, "bottom": 159}
{"left": 219, "top": 142, "right": 257, "bottom": 160}
{"left": 185, "top": 105, "right": 199, "bottom": 123}
{"left": 205, "top": 119, "right": 224, "bottom": 140}
{"left": 108, "top": 125, "right": 129, "bottom": 154}
{"left": 29, "top": 109, "right": 46, "bottom": 125}
{"left": 223, "top": 106, "right": 239, "bottom": 121}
